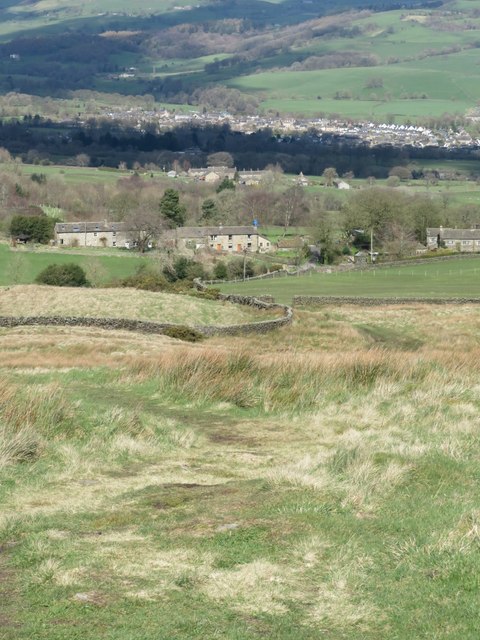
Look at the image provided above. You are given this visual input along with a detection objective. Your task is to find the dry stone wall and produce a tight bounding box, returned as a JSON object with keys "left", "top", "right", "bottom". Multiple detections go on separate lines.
{"left": 293, "top": 296, "right": 480, "bottom": 307}
{"left": 0, "top": 295, "right": 292, "bottom": 338}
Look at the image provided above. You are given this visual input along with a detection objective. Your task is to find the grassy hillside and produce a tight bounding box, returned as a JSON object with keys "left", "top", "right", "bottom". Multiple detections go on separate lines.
{"left": 218, "top": 257, "right": 480, "bottom": 304}
{"left": 0, "top": 284, "right": 272, "bottom": 325}
{"left": 229, "top": 6, "right": 480, "bottom": 121}
{"left": 1, "top": 304, "right": 480, "bottom": 638}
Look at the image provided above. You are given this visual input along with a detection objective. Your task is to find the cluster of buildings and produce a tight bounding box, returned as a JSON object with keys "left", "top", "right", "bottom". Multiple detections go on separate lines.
{"left": 52, "top": 222, "right": 480, "bottom": 257}
{"left": 53, "top": 222, "right": 272, "bottom": 254}
{"left": 166, "top": 166, "right": 274, "bottom": 186}
{"left": 92, "top": 106, "right": 480, "bottom": 150}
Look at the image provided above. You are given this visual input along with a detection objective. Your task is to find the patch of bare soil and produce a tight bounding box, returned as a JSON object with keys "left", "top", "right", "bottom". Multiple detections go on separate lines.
{"left": 0, "top": 553, "right": 21, "bottom": 638}
{"left": 151, "top": 482, "right": 238, "bottom": 510}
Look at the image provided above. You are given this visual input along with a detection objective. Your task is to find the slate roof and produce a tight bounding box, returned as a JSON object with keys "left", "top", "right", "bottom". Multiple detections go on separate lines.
{"left": 163, "top": 225, "right": 263, "bottom": 239}
{"left": 427, "top": 227, "right": 480, "bottom": 240}
{"left": 55, "top": 221, "right": 128, "bottom": 233}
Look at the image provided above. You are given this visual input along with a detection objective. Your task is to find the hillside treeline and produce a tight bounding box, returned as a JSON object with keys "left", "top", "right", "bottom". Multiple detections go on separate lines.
{"left": 0, "top": 119, "right": 477, "bottom": 178}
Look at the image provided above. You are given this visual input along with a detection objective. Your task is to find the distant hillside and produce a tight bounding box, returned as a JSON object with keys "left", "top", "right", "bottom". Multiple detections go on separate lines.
{"left": 0, "top": 0, "right": 478, "bottom": 124}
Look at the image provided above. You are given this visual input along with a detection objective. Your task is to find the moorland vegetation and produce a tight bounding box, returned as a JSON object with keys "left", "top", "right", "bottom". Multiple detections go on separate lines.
{"left": 1, "top": 302, "right": 480, "bottom": 639}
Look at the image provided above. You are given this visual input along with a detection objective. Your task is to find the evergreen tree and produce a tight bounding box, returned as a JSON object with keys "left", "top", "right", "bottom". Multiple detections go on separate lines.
{"left": 10, "top": 215, "right": 55, "bottom": 244}
{"left": 216, "top": 177, "right": 235, "bottom": 193}
{"left": 200, "top": 198, "right": 220, "bottom": 223}
{"left": 159, "top": 189, "right": 186, "bottom": 227}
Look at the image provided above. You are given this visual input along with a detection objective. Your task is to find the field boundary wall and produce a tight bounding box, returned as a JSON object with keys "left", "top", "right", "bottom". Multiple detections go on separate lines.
{"left": 203, "top": 263, "right": 316, "bottom": 285}
{"left": 293, "top": 296, "right": 480, "bottom": 307}
{"left": 0, "top": 294, "right": 292, "bottom": 338}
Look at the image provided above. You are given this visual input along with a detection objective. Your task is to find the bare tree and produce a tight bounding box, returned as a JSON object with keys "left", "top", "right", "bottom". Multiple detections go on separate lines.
{"left": 125, "top": 208, "right": 165, "bottom": 253}
{"left": 242, "top": 187, "right": 278, "bottom": 226}
{"left": 378, "top": 221, "right": 417, "bottom": 258}
{"left": 280, "top": 185, "right": 309, "bottom": 236}
{"left": 74, "top": 153, "right": 90, "bottom": 167}
{"left": 322, "top": 167, "right": 338, "bottom": 187}
{"left": 207, "top": 151, "right": 234, "bottom": 168}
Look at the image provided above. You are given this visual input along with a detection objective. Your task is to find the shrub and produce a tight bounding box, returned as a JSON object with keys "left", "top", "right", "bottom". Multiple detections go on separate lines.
{"left": 254, "top": 263, "right": 269, "bottom": 276}
{"left": 213, "top": 261, "right": 228, "bottom": 280}
{"left": 119, "top": 270, "right": 171, "bottom": 292}
{"left": 227, "top": 258, "right": 254, "bottom": 280}
{"left": 162, "top": 325, "right": 204, "bottom": 342}
{"left": 30, "top": 173, "right": 47, "bottom": 184}
{"left": 35, "top": 263, "right": 90, "bottom": 287}
{"left": 164, "top": 258, "right": 207, "bottom": 282}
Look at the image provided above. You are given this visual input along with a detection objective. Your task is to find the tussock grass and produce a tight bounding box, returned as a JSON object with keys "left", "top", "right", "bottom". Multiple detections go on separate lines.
{"left": 125, "top": 346, "right": 480, "bottom": 412}
{"left": 0, "top": 425, "right": 40, "bottom": 468}
{"left": 0, "top": 379, "right": 72, "bottom": 468}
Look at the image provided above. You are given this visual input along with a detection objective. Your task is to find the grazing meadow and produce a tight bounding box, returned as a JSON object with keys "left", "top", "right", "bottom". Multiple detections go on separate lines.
{"left": 218, "top": 256, "right": 480, "bottom": 304}
{"left": 1, "top": 300, "right": 480, "bottom": 639}
{"left": 0, "top": 244, "right": 147, "bottom": 286}
{"left": 228, "top": 6, "right": 480, "bottom": 121}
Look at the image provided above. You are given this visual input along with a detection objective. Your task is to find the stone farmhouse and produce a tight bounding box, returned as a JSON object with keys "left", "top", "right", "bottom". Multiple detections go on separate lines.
{"left": 427, "top": 227, "right": 480, "bottom": 252}
{"left": 162, "top": 225, "right": 271, "bottom": 253}
{"left": 55, "top": 221, "right": 130, "bottom": 248}
{"left": 187, "top": 166, "right": 236, "bottom": 183}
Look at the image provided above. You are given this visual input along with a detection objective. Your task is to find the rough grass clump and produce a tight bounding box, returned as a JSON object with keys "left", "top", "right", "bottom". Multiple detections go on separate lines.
{"left": 0, "top": 379, "right": 74, "bottom": 466}
{"left": 127, "top": 348, "right": 439, "bottom": 412}
{"left": 0, "top": 383, "right": 72, "bottom": 436}
{"left": 0, "top": 424, "right": 41, "bottom": 468}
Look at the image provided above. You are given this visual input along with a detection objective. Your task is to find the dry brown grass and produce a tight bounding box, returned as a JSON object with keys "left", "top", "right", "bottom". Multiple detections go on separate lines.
{"left": 0, "top": 284, "right": 268, "bottom": 325}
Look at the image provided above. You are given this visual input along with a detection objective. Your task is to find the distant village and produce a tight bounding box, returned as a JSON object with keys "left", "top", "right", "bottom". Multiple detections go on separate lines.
{"left": 91, "top": 106, "right": 480, "bottom": 151}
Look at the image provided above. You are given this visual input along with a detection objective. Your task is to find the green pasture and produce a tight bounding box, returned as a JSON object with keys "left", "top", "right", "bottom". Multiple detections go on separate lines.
{"left": 230, "top": 57, "right": 480, "bottom": 121}
{"left": 257, "top": 225, "right": 310, "bottom": 244}
{"left": 218, "top": 257, "right": 480, "bottom": 304}
{"left": 0, "top": 243, "right": 147, "bottom": 285}
{"left": 18, "top": 164, "right": 168, "bottom": 185}
{"left": 142, "top": 53, "right": 233, "bottom": 77}
{"left": 6, "top": 0, "right": 204, "bottom": 19}
{"left": 223, "top": 7, "right": 480, "bottom": 121}
{"left": 20, "top": 165, "right": 128, "bottom": 185}
{"left": 298, "top": 10, "right": 476, "bottom": 60}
